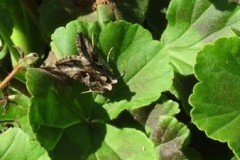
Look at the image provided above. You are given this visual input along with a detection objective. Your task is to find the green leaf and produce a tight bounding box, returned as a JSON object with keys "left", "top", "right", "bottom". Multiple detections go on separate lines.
{"left": 89, "top": 124, "right": 157, "bottom": 160}
{"left": 0, "top": 6, "right": 13, "bottom": 37}
{"left": 162, "top": 0, "right": 240, "bottom": 75}
{"left": 26, "top": 20, "right": 173, "bottom": 159}
{"left": 26, "top": 68, "right": 102, "bottom": 128}
{"left": 0, "top": 92, "right": 34, "bottom": 137}
{"left": 39, "top": 0, "right": 149, "bottom": 36}
{"left": 100, "top": 21, "right": 173, "bottom": 119}
{"left": 0, "top": 44, "right": 8, "bottom": 59}
{"left": 50, "top": 20, "right": 173, "bottom": 119}
{"left": 113, "top": 0, "right": 149, "bottom": 23}
{"left": 26, "top": 68, "right": 109, "bottom": 159}
{"left": 0, "top": 0, "right": 45, "bottom": 79}
{"left": 190, "top": 36, "right": 240, "bottom": 158}
{"left": 48, "top": 123, "right": 107, "bottom": 160}
{"left": 232, "top": 156, "right": 238, "bottom": 160}
{"left": 39, "top": 0, "right": 76, "bottom": 36}
{"left": 146, "top": 101, "right": 180, "bottom": 131}
{"left": 0, "top": 0, "right": 45, "bottom": 56}
{"left": 25, "top": 67, "right": 156, "bottom": 159}
{"left": 0, "top": 128, "right": 50, "bottom": 160}
{"left": 145, "top": 101, "right": 190, "bottom": 160}
{"left": 0, "top": 4, "right": 17, "bottom": 63}
{"left": 97, "top": 5, "right": 115, "bottom": 24}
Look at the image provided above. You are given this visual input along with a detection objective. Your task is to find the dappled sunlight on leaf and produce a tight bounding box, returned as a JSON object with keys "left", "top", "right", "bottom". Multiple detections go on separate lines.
{"left": 0, "top": 128, "right": 50, "bottom": 160}
{"left": 162, "top": 0, "right": 240, "bottom": 75}
{"left": 190, "top": 36, "right": 240, "bottom": 158}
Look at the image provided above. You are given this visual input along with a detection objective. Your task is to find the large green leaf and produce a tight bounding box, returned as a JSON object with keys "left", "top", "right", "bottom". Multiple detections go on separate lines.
{"left": 50, "top": 20, "right": 173, "bottom": 119}
{"left": 0, "top": 128, "right": 50, "bottom": 160}
{"left": 26, "top": 68, "right": 157, "bottom": 159}
{"left": 26, "top": 68, "right": 108, "bottom": 159}
{"left": 26, "top": 20, "right": 173, "bottom": 159}
{"left": 88, "top": 124, "right": 156, "bottom": 160}
{"left": 190, "top": 36, "right": 240, "bottom": 158}
{"left": 162, "top": 0, "right": 240, "bottom": 75}
{"left": 99, "top": 21, "right": 173, "bottom": 118}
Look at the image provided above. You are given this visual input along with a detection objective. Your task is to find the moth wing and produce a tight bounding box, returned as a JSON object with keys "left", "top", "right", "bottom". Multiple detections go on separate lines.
{"left": 77, "top": 33, "right": 114, "bottom": 74}
{"left": 55, "top": 56, "right": 85, "bottom": 79}
{"left": 76, "top": 33, "right": 94, "bottom": 63}
{"left": 76, "top": 33, "right": 107, "bottom": 68}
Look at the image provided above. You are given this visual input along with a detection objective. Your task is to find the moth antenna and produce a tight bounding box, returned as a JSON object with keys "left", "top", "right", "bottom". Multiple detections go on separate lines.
{"left": 81, "top": 89, "right": 103, "bottom": 94}
{"left": 114, "top": 71, "right": 125, "bottom": 81}
{"left": 120, "top": 71, "right": 125, "bottom": 77}
{"left": 107, "top": 47, "right": 114, "bottom": 63}
{"left": 80, "top": 89, "right": 94, "bottom": 94}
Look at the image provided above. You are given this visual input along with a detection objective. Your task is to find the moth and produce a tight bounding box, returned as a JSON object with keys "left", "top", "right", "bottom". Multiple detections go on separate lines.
{"left": 55, "top": 33, "right": 117, "bottom": 93}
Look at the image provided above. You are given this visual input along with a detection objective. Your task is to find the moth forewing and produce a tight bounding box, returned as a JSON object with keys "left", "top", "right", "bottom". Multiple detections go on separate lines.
{"left": 76, "top": 33, "right": 113, "bottom": 72}
{"left": 76, "top": 33, "right": 118, "bottom": 90}
{"left": 49, "top": 32, "right": 118, "bottom": 93}
{"left": 55, "top": 55, "right": 85, "bottom": 79}
{"left": 76, "top": 33, "right": 94, "bottom": 63}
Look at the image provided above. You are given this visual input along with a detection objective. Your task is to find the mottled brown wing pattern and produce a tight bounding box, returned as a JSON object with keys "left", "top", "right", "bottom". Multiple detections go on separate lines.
{"left": 56, "top": 55, "right": 85, "bottom": 80}
{"left": 55, "top": 33, "right": 117, "bottom": 93}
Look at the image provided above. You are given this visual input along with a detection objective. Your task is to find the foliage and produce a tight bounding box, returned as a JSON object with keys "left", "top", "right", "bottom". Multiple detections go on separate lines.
{"left": 0, "top": 0, "right": 239, "bottom": 159}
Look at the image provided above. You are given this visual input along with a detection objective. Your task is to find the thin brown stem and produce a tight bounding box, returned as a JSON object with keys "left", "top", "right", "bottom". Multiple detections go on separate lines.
{"left": 0, "top": 65, "right": 21, "bottom": 90}
{"left": 0, "top": 68, "right": 31, "bottom": 97}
